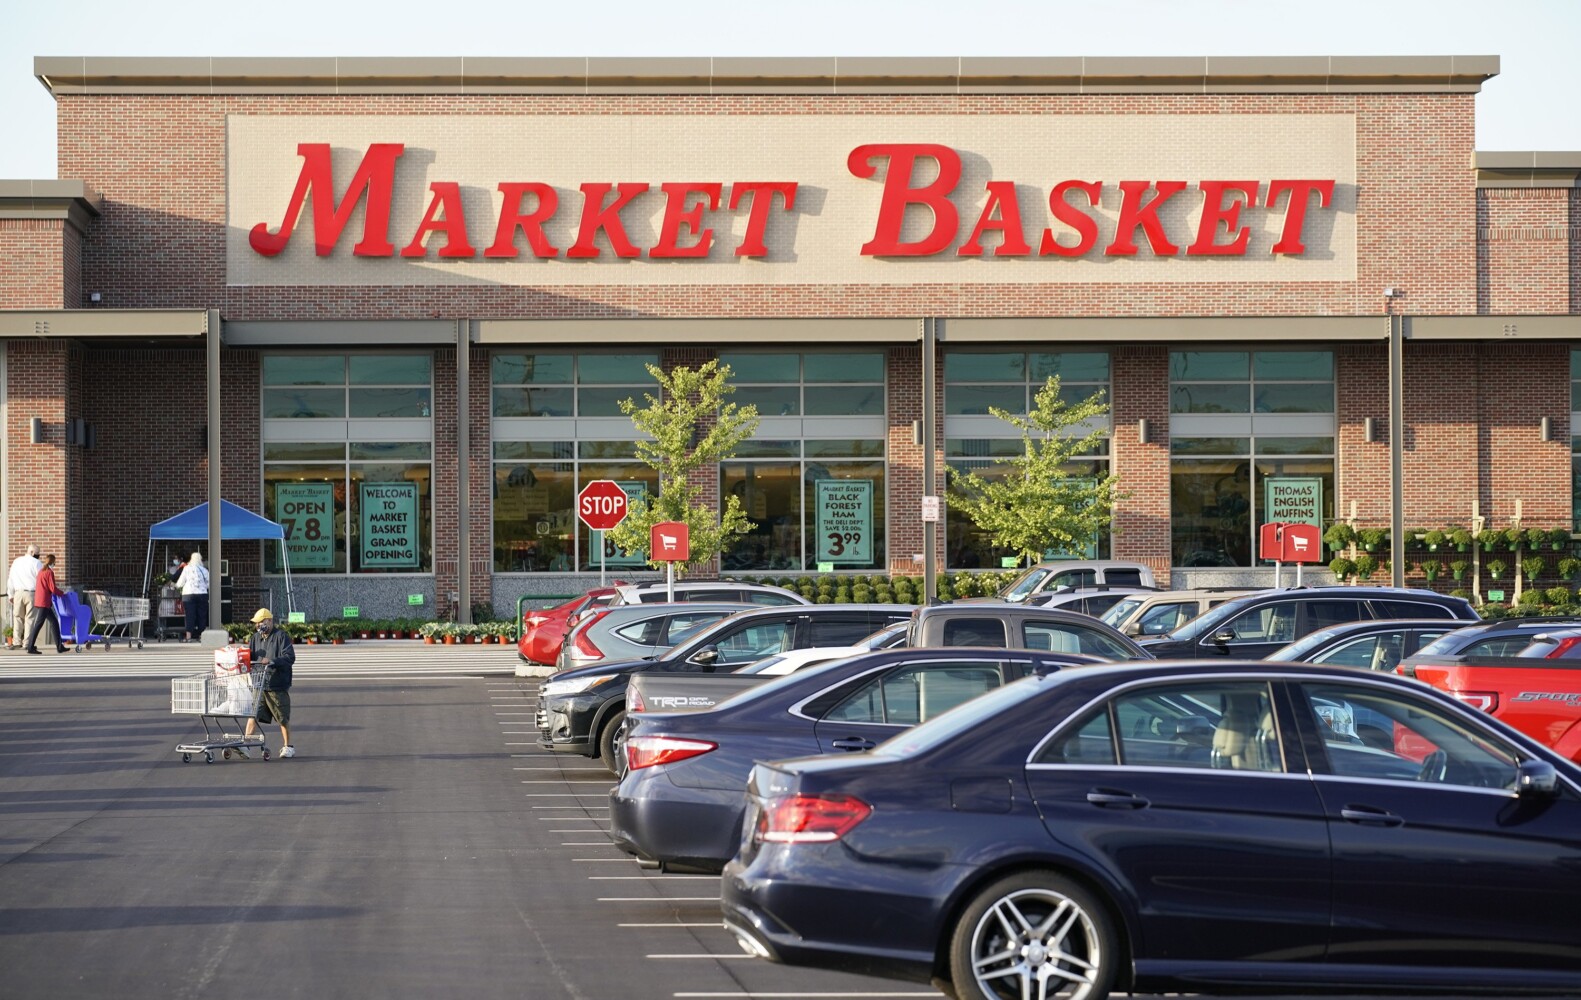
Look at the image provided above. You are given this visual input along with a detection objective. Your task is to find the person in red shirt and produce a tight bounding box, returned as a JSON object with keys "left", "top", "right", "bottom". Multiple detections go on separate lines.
{"left": 25, "top": 554, "right": 67, "bottom": 654}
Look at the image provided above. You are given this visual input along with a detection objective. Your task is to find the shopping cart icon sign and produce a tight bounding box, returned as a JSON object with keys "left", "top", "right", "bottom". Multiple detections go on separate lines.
{"left": 649, "top": 521, "right": 690, "bottom": 562}
{"left": 1289, "top": 535, "right": 1310, "bottom": 554}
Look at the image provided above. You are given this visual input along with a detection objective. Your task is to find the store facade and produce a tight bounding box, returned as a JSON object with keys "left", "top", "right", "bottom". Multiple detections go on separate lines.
{"left": 2, "top": 55, "right": 1578, "bottom": 619}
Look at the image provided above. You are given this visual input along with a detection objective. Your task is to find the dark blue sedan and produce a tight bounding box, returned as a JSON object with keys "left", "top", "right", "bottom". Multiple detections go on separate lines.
{"left": 609, "top": 647, "right": 1096, "bottom": 874}
{"left": 721, "top": 661, "right": 1581, "bottom": 999}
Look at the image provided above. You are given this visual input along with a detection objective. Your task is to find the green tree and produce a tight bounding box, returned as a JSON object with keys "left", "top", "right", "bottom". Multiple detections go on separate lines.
{"left": 947, "top": 376, "right": 1128, "bottom": 565}
{"left": 605, "top": 361, "right": 760, "bottom": 575}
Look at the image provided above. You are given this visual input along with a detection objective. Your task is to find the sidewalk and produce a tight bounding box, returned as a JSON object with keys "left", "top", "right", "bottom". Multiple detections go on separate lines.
{"left": 0, "top": 638, "right": 545, "bottom": 679}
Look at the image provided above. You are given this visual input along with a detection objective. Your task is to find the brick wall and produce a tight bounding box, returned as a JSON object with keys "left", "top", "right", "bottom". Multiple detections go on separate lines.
{"left": 0, "top": 221, "right": 69, "bottom": 309}
{"left": 1477, "top": 189, "right": 1573, "bottom": 314}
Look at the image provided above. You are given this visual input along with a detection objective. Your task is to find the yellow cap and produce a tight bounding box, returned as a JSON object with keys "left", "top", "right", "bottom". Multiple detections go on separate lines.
{"left": 250, "top": 608, "right": 274, "bottom": 623}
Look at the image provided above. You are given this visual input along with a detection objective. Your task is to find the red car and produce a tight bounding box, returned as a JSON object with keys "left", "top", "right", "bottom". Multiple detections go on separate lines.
{"left": 517, "top": 588, "right": 617, "bottom": 666}
{"left": 1399, "top": 621, "right": 1581, "bottom": 762}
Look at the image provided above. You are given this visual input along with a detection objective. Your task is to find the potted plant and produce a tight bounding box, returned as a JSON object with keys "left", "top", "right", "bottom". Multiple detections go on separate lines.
{"left": 1486, "top": 558, "right": 1508, "bottom": 580}
{"left": 1553, "top": 529, "right": 1572, "bottom": 552}
{"left": 1559, "top": 557, "right": 1581, "bottom": 582}
{"left": 1418, "top": 560, "right": 1444, "bottom": 583}
{"left": 1522, "top": 555, "right": 1547, "bottom": 585}
{"left": 320, "top": 621, "right": 348, "bottom": 644}
{"left": 302, "top": 623, "right": 322, "bottom": 645}
{"left": 1481, "top": 531, "right": 1501, "bottom": 553}
{"left": 1450, "top": 527, "right": 1473, "bottom": 552}
{"left": 356, "top": 619, "right": 373, "bottom": 640}
{"left": 1406, "top": 528, "right": 1429, "bottom": 551}
{"left": 1358, "top": 528, "right": 1387, "bottom": 553}
{"left": 419, "top": 621, "right": 443, "bottom": 644}
{"left": 1527, "top": 527, "right": 1551, "bottom": 551}
{"left": 1353, "top": 553, "right": 1379, "bottom": 580}
{"left": 441, "top": 623, "right": 460, "bottom": 645}
{"left": 1504, "top": 527, "right": 1527, "bottom": 549}
{"left": 1449, "top": 559, "right": 1471, "bottom": 582}
{"left": 1323, "top": 522, "right": 1356, "bottom": 552}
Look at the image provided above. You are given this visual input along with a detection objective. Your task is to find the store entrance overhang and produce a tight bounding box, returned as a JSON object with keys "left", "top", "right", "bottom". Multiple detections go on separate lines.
{"left": 0, "top": 309, "right": 208, "bottom": 342}
{"left": 942, "top": 316, "right": 1389, "bottom": 342}
{"left": 477, "top": 318, "right": 920, "bottom": 345}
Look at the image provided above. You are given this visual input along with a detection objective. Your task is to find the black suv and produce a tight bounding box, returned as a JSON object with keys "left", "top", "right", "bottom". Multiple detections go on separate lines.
{"left": 537, "top": 604, "right": 914, "bottom": 771}
{"left": 1137, "top": 586, "right": 1478, "bottom": 660}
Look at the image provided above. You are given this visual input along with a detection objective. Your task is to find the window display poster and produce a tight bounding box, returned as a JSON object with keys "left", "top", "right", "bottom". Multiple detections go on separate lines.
{"left": 593, "top": 480, "right": 648, "bottom": 567}
{"left": 1264, "top": 478, "right": 1323, "bottom": 529}
{"left": 276, "top": 482, "right": 336, "bottom": 568}
{"left": 360, "top": 482, "right": 421, "bottom": 569}
{"left": 816, "top": 480, "right": 872, "bottom": 563}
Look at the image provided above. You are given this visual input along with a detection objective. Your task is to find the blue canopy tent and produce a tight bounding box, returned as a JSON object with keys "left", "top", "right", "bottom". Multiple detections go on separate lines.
{"left": 144, "top": 500, "right": 295, "bottom": 615}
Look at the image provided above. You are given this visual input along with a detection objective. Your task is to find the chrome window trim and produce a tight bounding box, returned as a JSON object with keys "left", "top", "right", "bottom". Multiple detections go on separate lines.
{"left": 788, "top": 655, "right": 1033, "bottom": 723}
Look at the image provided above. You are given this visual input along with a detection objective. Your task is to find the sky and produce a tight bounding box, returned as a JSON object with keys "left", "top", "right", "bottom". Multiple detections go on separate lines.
{"left": 3, "top": 0, "right": 1579, "bottom": 180}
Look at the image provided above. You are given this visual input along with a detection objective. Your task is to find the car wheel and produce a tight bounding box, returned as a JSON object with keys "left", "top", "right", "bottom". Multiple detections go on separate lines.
{"left": 948, "top": 871, "right": 1117, "bottom": 1000}
{"left": 598, "top": 709, "right": 627, "bottom": 775}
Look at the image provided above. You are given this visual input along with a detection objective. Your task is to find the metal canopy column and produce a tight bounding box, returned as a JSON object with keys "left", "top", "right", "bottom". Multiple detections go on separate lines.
{"left": 202, "top": 308, "right": 227, "bottom": 646}
{"left": 922, "top": 318, "right": 937, "bottom": 602}
{"left": 1389, "top": 312, "right": 1405, "bottom": 587}
{"left": 456, "top": 319, "right": 471, "bottom": 624}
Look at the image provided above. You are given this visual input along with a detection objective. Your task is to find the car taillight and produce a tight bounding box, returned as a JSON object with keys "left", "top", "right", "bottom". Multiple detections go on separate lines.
{"left": 756, "top": 794, "right": 871, "bottom": 844}
{"left": 1453, "top": 691, "right": 1499, "bottom": 713}
{"left": 626, "top": 735, "right": 716, "bottom": 771}
{"left": 571, "top": 612, "right": 610, "bottom": 660}
{"left": 629, "top": 687, "right": 647, "bottom": 712}
{"left": 1546, "top": 635, "right": 1581, "bottom": 659}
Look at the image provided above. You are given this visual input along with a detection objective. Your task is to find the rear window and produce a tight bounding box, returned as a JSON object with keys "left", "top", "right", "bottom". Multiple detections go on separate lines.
{"left": 941, "top": 618, "right": 1009, "bottom": 647}
{"left": 1518, "top": 635, "right": 1581, "bottom": 659}
{"left": 1304, "top": 600, "right": 1366, "bottom": 631}
{"left": 747, "top": 589, "right": 801, "bottom": 606}
{"left": 1104, "top": 569, "right": 1145, "bottom": 587}
{"left": 809, "top": 616, "right": 889, "bottom": 646}
{"left": 1021, "top": 621, "right": 1136, "bottom": 660}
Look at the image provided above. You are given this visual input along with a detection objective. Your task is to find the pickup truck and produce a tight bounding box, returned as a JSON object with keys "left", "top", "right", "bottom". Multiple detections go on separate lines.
{"left": 1400, "top": 623, "right": 1581, "bottom": 761}
{"left": 626, "top": 602, "right": 1149, "bottom": 718}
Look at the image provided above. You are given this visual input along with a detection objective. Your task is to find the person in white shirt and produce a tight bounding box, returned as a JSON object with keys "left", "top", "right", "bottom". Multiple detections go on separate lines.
{"left": 7, "top": 545, "right": 41, "bottom": 650}
{"left": 174, "top": 551, "right": 210, "bottom": 642}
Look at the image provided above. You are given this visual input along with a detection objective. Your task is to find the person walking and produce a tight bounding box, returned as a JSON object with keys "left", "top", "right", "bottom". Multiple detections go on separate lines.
{"left": 25, "top": 554, "right": 67, "bottom": 655}
{"left": 174, "top": 551, "right": 210, "bottom": 642}
{"left": 7, "top": 544, "right": 41, "bottom": 650}
{"left": 243, "top": 608, "right": 297, "bottom": 758}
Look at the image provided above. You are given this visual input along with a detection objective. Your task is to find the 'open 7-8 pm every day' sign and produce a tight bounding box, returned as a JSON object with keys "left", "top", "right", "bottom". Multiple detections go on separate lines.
{"left": 361, "top": 482, "right": 421, "bottom": 569}
{"left": 276, "top": 482, "right": 335, "bottom": 568}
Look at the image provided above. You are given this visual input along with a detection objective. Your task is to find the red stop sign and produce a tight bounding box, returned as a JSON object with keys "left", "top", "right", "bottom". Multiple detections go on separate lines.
{"left": 577, "top": 480, "right": 629, "bottom": 531}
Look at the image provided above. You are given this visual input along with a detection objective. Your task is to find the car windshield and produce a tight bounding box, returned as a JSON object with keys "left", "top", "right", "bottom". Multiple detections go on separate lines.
{"left": 1101, "top": 597, "right": 1146, "bottom": 628}
{"left": 859, "top": 623, "right": 909, "bottom": 649}
{"left": 1000, "top": 567, "right": 1052, "bottom": 602}
{"left": 1265, "top": 627, "right": 1347, "bottom": 662}
{"left": 1157, "top": 594, "right": 1260, "bottom": 642}
{"left": 871, "top": 675, "right": 1051, "bottom": 758}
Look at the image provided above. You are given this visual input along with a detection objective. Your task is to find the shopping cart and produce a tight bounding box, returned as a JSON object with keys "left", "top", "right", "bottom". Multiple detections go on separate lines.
{"left": 83, "top": 590, "right": 148, "bottom": 649}
{"left": 171, "top": 666, "right": 274, "bottom": 763}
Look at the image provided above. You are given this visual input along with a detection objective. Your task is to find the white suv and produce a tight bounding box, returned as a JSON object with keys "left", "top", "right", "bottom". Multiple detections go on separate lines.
{"left": 610, "top": 581, "right": 809, "bottom": 607}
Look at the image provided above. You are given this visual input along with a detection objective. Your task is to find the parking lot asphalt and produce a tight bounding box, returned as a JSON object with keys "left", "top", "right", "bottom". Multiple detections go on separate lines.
{"left": 0, "top": 672, "right": 930, "bottom": 999}
{"left": 0, "top": 672, "right": 1490, "bottom": 1000}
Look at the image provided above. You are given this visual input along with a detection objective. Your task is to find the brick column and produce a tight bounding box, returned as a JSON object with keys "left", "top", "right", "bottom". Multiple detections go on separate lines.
{"left": 886, "top": 343, "right": 934, "bottom": 575}
{"left": 1110, "top": 346, "right": 1172, "bottom": 586}
{"left": 8, "top": 341, "right": 83, "bottom": 582}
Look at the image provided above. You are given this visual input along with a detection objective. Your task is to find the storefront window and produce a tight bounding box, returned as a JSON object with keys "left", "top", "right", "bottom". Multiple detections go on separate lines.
{"left": 1170, "top": 437, "right": 1334, "bottom": 567}
{"left": 263, "top": 443, "right": 434, "bottom": 574}
{"left": 1170, "top": 351, "right": 1333, "bottom": 414}
{"left": 721, "top": 446, "right": 886, "bottom": 572}
{"left": 491, "top": 352, "right": 657, "bottom": 417}
{"left": 262, "top": 354, "right": 434, "bottom": 574}
{"left": 945, "top": 441, "right": 1111, "bottom": 569}
{"left": 944, "top": 350, "right": 1112, "bottom": 568}
{"left": 492, "top": 441, "right": 660, "bottom": 574}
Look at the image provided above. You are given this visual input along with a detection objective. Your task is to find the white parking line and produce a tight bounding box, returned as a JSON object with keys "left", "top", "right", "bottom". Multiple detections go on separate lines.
{"left": 673, "top": 994, "right": 937, "bottom": 998}
{"left": 561, "top": 841, "right": 612, "bottom": 846}
{"left": 573, "top": 857, "right": 638, "bottom": 862}
{"left": 599, "top": 896, "right": 719, "bottom": 902}
{"left": 618, "top": 922, "right": 719, "bottom": 928}
{"left": 646, "top": 954, "right": 753, "bottom": 960}
{"left": 532, "top": 805, "right": 608, "bottom": 809}
{"left": 525, "top": 793, "right": 609, "bottom": 798}
{"left": 589, "top": 875, "right": 714, "bottom": 880}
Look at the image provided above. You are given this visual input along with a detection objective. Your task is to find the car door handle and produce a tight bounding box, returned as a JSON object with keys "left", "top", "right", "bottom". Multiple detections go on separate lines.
{"left": 1340, "top": 806, "right": 1405, "bottom": 827}
{"left": 830, "top": 737, "right": 876, "bottom": 751}
{"left": 1086, "top": 789, "right": 1149, "bottom": 809}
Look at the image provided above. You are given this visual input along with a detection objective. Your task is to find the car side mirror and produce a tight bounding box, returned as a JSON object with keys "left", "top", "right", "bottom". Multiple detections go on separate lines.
{"left": 1124, "top": 622, "right": 1142, "bottom": 637}
{"left": 1516, "top": 759, "right": 1559, "bottom": 797}
{"left": 1213, "top": 629, "right": 1235, "bottom": 645}
{"left": 690, "top": 647, "right": 720, "bottom": 670}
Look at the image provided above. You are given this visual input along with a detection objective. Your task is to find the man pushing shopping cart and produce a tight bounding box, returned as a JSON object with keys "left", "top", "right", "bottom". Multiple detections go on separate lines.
{"left": 244, "top": 608, "right": 297, "bottom": 759}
